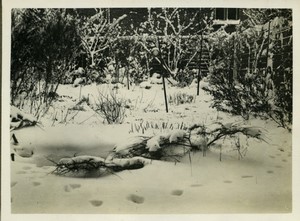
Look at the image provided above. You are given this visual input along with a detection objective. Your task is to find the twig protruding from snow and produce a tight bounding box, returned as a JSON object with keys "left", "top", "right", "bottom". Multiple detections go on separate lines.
{"left": 10, "top": 106, "right": 38, "bottom": 131}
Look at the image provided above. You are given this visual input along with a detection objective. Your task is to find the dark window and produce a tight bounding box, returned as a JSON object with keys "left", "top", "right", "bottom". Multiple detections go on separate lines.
{"left": 228, "top": 8, "right": 239, "bottom": 20}
{"left": 216, "top": 8, "right": 226, "bottom": 20}
{"left": 215, "top": 8, "right": 239, "bottom": 20}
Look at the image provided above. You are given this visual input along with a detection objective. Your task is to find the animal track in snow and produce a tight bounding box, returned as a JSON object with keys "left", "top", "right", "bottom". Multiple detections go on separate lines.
{"left": 11, "top": 181, "right": 17, "bottom": 187}
{"left": 269, "top": 155, "right": 275, "bottom": 159}
{"left": 223, "top": 180, "right": 232, "bottom": 184}
{"left": 127, "top": 194, "right": 145, "bottom": 204}
{"left": 171, "top": 189, "right": 183, "bottom": 196}
{"left": 267, "top": 170, "right": 274, "bottom": 174}
{"left": 89, "top": 200, "right": 103, "bottom": 207}
{"left": 282, "top": 159, "right": 287, "bottom": 162}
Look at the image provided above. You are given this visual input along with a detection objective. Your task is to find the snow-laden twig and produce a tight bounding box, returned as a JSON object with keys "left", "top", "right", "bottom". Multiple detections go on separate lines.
{"left": 10, "top": 106, "right": 38, "bottom": 131}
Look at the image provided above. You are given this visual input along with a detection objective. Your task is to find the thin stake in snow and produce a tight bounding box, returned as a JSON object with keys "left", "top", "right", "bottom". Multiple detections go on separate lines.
{"left": 152, "top": 44, "right": 169, "bottom": 113}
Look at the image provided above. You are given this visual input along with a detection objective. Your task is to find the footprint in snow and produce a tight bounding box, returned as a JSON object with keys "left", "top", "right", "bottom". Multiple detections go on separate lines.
{"left": 267, "top": 170, "right": 274, "bottom": 174}
{"left": 269, "top": 155, "right": 275, "bottom": 159}
{"left": 127, "top": 194, "right": 144, "bottom": 204}
{"left": 171, "top": 189, "right": 183, "bottom": 196}
{"left": 282, "top": 159, "right": 288, "bottom": 162}
{"left": 223, "top": 180, "right": 232, "bottom": 184}
{"left": 190, "top": 184, "right": 203, "bottom": 187}
{"left": 70, "top": 184, "right": 81, "bottom": 189}
{"left": 33, "top": 182, "right": 41, "bottom": 186}
{"left": 275, "top": 165, "right": 283, "bottom": 168}
{"left": 64, "top": 185, "right": 71, "bottom": 192}
{"left": 89, "top": 200, "right": 103, "bottom": 207}
{"left": 64, "top": 184, "right": 81, "bottom": 192}
{"left": 241, "top": 175, "right": 253, "bottom": 178}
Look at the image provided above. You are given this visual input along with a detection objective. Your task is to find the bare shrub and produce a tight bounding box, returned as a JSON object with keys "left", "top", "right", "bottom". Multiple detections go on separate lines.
{"left": 168, "top": 92, "right": 195, "bottom": 105}
{"left": 94, "top": 90, "right": 127, "bottom": 124}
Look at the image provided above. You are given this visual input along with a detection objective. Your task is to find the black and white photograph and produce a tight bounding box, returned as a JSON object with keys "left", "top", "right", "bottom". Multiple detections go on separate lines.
{"left": 1, "top": 0, "right": 300, "bottom": 220}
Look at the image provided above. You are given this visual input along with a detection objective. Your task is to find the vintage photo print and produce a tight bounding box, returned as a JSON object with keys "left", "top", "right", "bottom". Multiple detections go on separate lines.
{"left": 2, "top": 0, "right": 300, "bottom": 221}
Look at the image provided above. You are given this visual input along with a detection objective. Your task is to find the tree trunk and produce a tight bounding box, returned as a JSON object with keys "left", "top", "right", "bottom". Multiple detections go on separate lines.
{"left": 197, "top": 33, "right": 203, "bottom": 96}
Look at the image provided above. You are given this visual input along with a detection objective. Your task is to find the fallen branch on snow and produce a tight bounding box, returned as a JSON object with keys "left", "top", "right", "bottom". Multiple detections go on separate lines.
{"left": 50, "top": 155, "right": 152, "bottom": 177}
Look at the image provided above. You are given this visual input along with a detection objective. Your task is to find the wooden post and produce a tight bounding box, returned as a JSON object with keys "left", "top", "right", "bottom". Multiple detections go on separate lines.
{"left": 155, "top": 37, "right": 169, "bottom": 113}
{"left": 116, "top": 58, "right": 120, "bottom": 83}
{"left": 197, "top": 32, "right": 203, "bottom": 96}
{"left": 79, "top": 85, "right": 82, "bottom": 101}
{"left": 12, "top": 133, "right": 19, "bottom": 144}
{"left": 126, "top": 66, "right": 130, "bottom": 90}
{"left": 162, "top": 74, "right": 169, "bottom": 113}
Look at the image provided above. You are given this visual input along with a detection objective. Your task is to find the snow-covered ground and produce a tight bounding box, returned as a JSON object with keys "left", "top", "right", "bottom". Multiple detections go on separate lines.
{"left": 10, "top": 83, "right": 292, "bottom": 214}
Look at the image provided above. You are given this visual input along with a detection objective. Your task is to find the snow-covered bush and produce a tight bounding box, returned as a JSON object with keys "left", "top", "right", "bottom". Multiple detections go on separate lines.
{"left": 139, "top": 81, "right": 152, "bottom": 89}
{"left": 149, "top": 73, "right": 162, "bottom": 84}
{"left": 206, "top": 63, "right": 291, "bottom": 129}
{"left": 73, "top": 77, "right": 86, "bottom": 87}
{"left": 11, "top": 9, "right": 82, "bottom": 119}
{"left": 205, "top": 16, "right": 292, "bottom": 129}
{"left": 94, "top": 90, "right": 127, "bottom": 124}
{"left": 270, "top": 67, "right": 292, "bottom": 128}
